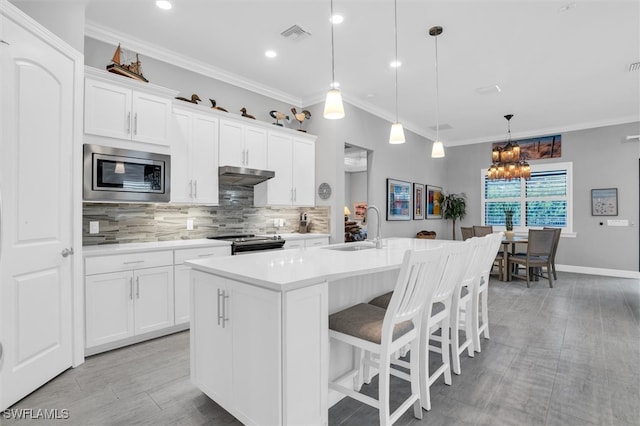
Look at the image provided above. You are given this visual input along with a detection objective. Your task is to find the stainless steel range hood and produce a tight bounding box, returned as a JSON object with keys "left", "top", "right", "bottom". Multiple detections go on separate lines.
{"left": 218, "top": 166, "right": 275, "bottom": 186}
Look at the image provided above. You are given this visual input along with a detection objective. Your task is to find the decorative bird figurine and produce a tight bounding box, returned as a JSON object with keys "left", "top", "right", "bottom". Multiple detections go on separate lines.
{"left": 175, "top": 93, "right": 201, "bottom": 104}
{"left": 291, "top": 107, "right": 312, "bottom": 132}
{"left": 269, "top": 110, "right": 289, "bottom": 126}
{"left": 209, "top": 99, "right": 228, "bottom": 112}
{"left": 240, "top": 107, "right": 256, "bottom": 119}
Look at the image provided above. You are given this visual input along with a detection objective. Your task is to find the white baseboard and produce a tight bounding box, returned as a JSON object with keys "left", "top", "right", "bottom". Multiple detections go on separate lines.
{"left": 557, "top": 264, "right": 640, "bottom": 279}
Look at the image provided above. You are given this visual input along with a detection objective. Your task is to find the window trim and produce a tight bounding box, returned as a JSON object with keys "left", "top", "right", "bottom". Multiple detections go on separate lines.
{"left": 480, "top": 161, "right": 574, "bottom": 236}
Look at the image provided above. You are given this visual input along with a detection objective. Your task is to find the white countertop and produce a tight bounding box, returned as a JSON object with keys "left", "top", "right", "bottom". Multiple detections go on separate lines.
{"left": 83, "top": 239, "right": 232, "bottom": 256}
{"left": 267, "top": 233, "right": 330, "bottom": 241}
{"left": 186, "top": 238, "right": 453, "bottom": 292}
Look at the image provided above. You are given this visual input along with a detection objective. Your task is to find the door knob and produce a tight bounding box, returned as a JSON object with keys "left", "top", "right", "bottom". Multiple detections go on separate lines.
{"left": 61, "top": 247, "right": 74, "bottom": 258}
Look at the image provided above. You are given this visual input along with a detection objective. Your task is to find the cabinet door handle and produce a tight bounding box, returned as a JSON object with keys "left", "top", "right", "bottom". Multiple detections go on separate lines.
{"left": 133, "top": 113, "right": 138, "bottom": 135}
{"left": 129, "top": 277, "right": 133, "bottom": 300}
{"left": 222, "top": 291, "right": 229, "bottom": 328}
{"left": 136, "top": 277, "right": 140, "bottom": 299}
{"left": 217, "top": 288, "right": 223, "bottom": 326}
{"left": 126, "top": 112, "right": 131, "bottom": 134}
{"left": 293, "top": 188, "right": 297, "bottom": 202}
{"left": 246, "top": 150, "right": 249, "bottom": 165}
{"left": 124, "top": 260, "right": 144, "bottom": 265}
{"left": 198, "top": 253, "right": 214, "bottom": 258}
{"left": 194, "top": 180, "right": 198, "bottom": 198}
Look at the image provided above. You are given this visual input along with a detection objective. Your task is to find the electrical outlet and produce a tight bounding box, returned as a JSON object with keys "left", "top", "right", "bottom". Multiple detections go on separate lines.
{"left": 273, "top": 219, "right": 280, "bottom": 227}
{"left": 279, "top": 218, "right": 284, "bottom": 226}
{"left": 187, "top": 219, "right": 194, "bottom": 230}
{"left": 89, "top": 221, "right": 99, "bottom": 234}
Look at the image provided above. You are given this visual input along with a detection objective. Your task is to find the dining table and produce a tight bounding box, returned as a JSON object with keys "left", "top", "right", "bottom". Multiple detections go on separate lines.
{"left": 500, "top": 235, "right": 528, "bottom": 281}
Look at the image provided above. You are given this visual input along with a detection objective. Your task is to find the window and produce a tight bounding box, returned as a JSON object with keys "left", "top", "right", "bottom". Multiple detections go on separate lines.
{"left": 481, "top": 162, "right": 572, "bottom": 233}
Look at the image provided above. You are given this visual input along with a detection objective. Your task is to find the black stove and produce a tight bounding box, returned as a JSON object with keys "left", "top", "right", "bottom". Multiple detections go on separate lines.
{"left": 207, "top": 234, "right": 286, "bottom": 255}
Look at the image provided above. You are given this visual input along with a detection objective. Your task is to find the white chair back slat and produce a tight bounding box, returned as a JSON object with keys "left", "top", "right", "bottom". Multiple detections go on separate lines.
{"left": 383, "top": 248, "right": 446, "bottom": 336}
{"left": 432, "top": 240, "right": 473, "bottom": 304}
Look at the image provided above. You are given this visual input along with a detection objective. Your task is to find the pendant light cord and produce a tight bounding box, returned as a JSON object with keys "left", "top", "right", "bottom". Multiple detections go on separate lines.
{"left": 330, "top": 0, "right": 336, "bottom": 87}
{"left": 394, "top": 0, "right": 399, "bottom": 123}
{"left": 434, "top": 32, "right": 440, "bottom": 142}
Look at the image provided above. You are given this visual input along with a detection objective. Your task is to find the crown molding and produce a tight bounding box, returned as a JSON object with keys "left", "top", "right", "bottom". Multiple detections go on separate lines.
{"left": 449, "top": 115, "right": 640, "bottom": 147}
{"left": 85, "top": 20, "right": 303, "bottom": 107}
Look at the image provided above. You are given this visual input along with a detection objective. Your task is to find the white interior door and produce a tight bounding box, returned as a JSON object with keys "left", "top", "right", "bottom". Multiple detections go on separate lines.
{"left": 0, "top": 10, "right": 75, "bottom": 410}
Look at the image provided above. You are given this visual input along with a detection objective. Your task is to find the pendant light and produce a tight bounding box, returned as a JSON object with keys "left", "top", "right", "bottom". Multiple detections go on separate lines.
{"left": 487, "top": 114, "right": 531, "bottom": 180}
{"left": 323, "top": 0, "right": 345, "bottom": 119}
{"left": 429, "top": 26, "right": 445, "bottom": 158}
{"left": 389, "top": 0, "right": 405, "bottom": 144}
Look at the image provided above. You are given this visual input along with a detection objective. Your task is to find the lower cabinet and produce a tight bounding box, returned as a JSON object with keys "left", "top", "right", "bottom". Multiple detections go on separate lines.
{"left": 191, "top": 271, "right": 328, "bottom": 425}
{"left": 85, "top": 265, "right": 174, "bottom": 348}
{"left": 174, "top": 246, "right": 231, "bottom": 325}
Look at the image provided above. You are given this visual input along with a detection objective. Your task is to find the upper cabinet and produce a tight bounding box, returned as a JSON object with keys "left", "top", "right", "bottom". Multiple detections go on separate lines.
{"left": 255, "top": 131, "right": 316, "bottom": 207}
{"left": 84, "top": 67, "right": 176, "bottom": 147}
{"left": 171, "top": 106, "right": 219, "bottom": 204}
{"left": 219, "top": 119, "right": 267, "bottom": 170}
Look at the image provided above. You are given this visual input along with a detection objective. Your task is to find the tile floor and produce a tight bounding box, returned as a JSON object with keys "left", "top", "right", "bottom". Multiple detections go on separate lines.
{"left": 4, "top": 272, "right": 639, "bottom": 425}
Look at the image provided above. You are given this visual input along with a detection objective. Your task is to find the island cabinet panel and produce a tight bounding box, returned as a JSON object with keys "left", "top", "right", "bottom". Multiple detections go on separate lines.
{"left": 283, "top": 282, "right": 328, "bottom": 426}
{"left": 190, "top": 271, "right": 328, "bottom": 425}
{"left": 174, "top": 246, "right": 231, "bottom": 325}
{"left": 84, "top": 77, "right": 172, "bottom": 146}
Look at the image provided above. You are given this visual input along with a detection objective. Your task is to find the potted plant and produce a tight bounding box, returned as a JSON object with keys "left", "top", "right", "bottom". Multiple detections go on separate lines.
{"left": 504, "top": 207, "right": 514, "bottom": 239}
{"left": 440, "top": 192, "right": 466, "bottom": 240}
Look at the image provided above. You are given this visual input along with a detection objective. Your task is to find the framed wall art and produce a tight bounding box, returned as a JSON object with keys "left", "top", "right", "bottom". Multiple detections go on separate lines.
{"left": 413, "top": 183, "right": 425, "bottom": 220}
{"left": 386, "top": 178, "right": 411, "bottom": 221}
{"left": 426, "top": 185, "right": 443, "bottom": 219}
{"left": 591, "top": 188, "right": 618, "bottom": 216}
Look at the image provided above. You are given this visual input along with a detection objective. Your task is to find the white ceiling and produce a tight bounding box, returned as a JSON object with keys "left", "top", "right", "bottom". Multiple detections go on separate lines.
{"left": 83, "top": 0, "right": 639, "bottom": 146}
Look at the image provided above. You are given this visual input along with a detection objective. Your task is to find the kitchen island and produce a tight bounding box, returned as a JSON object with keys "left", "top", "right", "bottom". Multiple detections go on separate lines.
{"left": 186, "top": 237, "right": 450, "bottom": 426}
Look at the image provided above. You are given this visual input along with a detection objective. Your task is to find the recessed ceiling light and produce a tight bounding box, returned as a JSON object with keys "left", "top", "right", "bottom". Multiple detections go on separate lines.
{"left": 330, "top": 14, "right": 344, "bottom": 24}
{"left": 390, "top": 60, "right": 402, "bottom": 68}
{"left": 265, "top": 50, "right": 277, "bottom": 58}
{"left": 156, "top": 1, "right": 172, "bottom": 10}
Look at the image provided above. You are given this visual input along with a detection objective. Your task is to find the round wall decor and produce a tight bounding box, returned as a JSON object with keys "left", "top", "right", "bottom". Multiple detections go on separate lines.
{"left": 318, "top": 182, "right": 332, "bottom": 200}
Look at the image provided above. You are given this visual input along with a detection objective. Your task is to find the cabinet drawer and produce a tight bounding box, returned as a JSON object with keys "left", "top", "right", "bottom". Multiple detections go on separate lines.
{"left": 174, "top": 246, "right": 230, "bottom": 264}
{"left": 85, "top": 250, "right": 174, "bottom": 275}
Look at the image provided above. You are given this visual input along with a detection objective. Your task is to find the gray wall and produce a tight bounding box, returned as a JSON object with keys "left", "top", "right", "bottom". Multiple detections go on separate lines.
{"left": 306, "top": 101, "right": 449, "bottom": 243}
{"left": 445, "top": 121, "right": 640, "bottom": 272}
{"left": 84, "top": 38, "right": 298, "bottom": 125}
{"left": 11, "top": 0, "right": 85, "bottom": 52}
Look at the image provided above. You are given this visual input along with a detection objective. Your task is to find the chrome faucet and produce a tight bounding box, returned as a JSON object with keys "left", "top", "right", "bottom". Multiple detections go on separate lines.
{"left": 366, "top": 205, "right": 383, "bottom": 249}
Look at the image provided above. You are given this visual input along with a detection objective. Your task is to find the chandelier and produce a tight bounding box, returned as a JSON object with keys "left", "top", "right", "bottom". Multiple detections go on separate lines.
{"left": 487, "top": 114, "right": 531, "bottom": 180}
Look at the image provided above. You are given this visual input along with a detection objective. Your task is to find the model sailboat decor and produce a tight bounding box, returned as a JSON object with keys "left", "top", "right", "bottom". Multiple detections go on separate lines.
{"left": 106, "top": 44, "right": 149, "bottom": 83}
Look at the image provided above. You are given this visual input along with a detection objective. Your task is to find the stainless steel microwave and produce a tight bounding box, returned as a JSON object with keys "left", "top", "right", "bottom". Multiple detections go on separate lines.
{"left": 83, "top": 144, "right": 171, "bottom": 202}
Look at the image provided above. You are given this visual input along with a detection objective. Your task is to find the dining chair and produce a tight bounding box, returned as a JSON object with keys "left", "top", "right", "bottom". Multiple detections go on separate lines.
{"left": 460, "top": 226, "right": 474, "bottom": 241}
{"left": 543, "top": 227, "right": 562, "bottom": 279}
{"left": 472, "top": 225, "right": 493, "bottom": 237}
{"left": 368, "top": 240, "right": 473, "bottom": 411}
{"left": 508, "top": 229, "right": 556, "bottom": 288}
{"left": 328, "top": 247, "right": 445, "bottom": 426}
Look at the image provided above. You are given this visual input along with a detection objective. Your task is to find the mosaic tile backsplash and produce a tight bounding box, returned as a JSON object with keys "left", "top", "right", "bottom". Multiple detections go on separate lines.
{"left": 83, "top": 186, "right": 330, "bottom": 245}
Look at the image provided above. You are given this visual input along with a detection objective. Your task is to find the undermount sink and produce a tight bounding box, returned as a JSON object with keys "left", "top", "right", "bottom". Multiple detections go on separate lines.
{"left": 322, "top": 242, "right": 377, "bottom": 251}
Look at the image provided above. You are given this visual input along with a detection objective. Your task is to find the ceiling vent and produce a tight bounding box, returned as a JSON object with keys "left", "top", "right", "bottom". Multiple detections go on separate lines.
{"left": 280, "top": 25, "right": 311, "bottom": 42}
{"left": 628, "top": 62, "right": 640, "bottom": 72}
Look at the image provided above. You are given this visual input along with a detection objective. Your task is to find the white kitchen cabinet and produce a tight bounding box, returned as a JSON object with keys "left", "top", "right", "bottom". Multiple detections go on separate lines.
{"left": 219, "top": 119, "right": 267, "bottom": 170}
{"left": 174, "top": 246, "right": 230, "bottom": 325}
{"left": 83, "top": 67, "right": 176, "bottom": 147}
{"left": 191, "top": 270, "right": 328, "bottom": 425}
{"left": 191, "top": 271, "right": 283, "bottom": 425}
{"left": 171, "top": 107, "right": 219, "bottom": 204}
{"left": 255, "top": 131, "right": 315, "bottom": 206}
{"left": 84, "top": 251, "right": 175, "bottom": 351}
